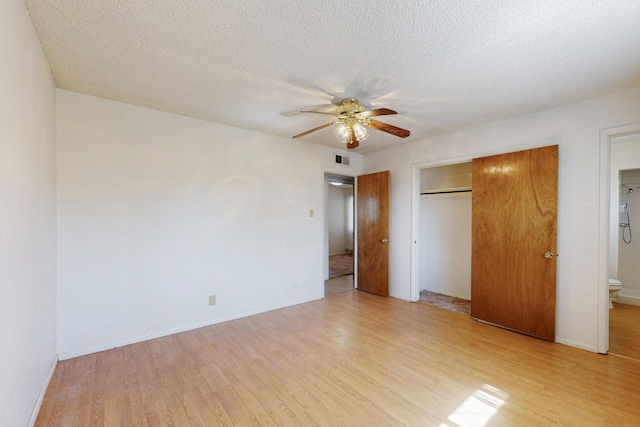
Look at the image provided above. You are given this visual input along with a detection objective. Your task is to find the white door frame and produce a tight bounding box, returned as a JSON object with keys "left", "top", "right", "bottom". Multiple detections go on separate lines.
{"left": 598, "top": 123, "right": 640, "bottom": 354}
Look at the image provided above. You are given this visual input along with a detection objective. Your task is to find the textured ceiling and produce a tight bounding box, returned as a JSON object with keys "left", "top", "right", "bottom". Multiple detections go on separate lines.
{"left": 24, "top": 0, "right": 640, "bottom": 153}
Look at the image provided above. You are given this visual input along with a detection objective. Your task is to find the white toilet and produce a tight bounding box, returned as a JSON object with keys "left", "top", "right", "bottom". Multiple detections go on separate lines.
{"left": 609, "top": 278, "right": 623, "bottom": 309}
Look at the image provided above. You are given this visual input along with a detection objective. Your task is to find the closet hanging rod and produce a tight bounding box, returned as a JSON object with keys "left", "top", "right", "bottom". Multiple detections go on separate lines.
{"left": 420, "top": 187, "right": 472, "bottom": 195}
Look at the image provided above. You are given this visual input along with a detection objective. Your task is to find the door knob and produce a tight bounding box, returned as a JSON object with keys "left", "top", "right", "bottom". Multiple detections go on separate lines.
{"left": 381, "top": 238, "right": 389, "bottom": 243}
{"left": 544, "top": 252, "right": 554, "bottom": 259}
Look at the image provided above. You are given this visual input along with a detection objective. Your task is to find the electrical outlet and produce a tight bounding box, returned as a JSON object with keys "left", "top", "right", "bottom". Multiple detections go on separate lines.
{"left": 209, "top": 295, "right": 216, "bottom": 305}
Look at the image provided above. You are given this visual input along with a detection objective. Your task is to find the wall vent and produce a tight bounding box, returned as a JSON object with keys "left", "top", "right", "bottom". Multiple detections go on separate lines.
{"left": 335, "top": 154, "right": 350, "bottom": 166}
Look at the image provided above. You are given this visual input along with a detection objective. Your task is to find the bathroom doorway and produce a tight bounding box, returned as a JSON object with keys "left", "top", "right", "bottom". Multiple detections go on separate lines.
{"left": 602, "top": 127, "right": 640, "bottom": 360}
{"left": 609, "top": 145, "right": 640, "bottom": 360}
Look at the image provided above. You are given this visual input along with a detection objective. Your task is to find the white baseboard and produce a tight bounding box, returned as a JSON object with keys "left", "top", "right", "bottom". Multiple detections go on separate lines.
{"left": 556, "top": 337, "right": 598, "bottom": 353}
{"left": 390, "top": 293, "right": 412, "bottom": 302}
{"left": 28, "top": 354, "right": 58, "bottom": 427}
{"left": 616, "top": 296, "right": 640, "bottom": 307}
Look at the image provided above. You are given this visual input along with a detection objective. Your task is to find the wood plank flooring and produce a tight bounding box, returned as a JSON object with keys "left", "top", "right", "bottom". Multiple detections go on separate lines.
{"left": 609, "top": 302, "right": 640, "bottom": 361}
{"left": 37, "top": 291, "right": 640, "bottom": 426}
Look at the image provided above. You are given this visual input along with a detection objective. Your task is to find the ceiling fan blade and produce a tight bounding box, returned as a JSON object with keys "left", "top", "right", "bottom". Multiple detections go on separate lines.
{"left": 292, "top": 122, "right": 335, "bottom": 139}
{"left": 347, "top": 131, "right": 359, "bottom": 149}
{"left": 368, "top": 120, "right": 410, "bottom": 138}
{"left": 359, "top": 108, "right": 398, "bottom": 117}
{"left": 299, "top": 110, "right": 339, "bottom": 115}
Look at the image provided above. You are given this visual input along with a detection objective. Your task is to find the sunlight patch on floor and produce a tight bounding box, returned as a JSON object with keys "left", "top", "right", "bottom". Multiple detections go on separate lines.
{"left": 440, "top": 385, "right": 507, "bottom": 427}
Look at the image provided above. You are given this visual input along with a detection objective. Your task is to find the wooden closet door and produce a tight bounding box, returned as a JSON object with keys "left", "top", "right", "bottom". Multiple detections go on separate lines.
{"left": 471, "top": 145, "right": 558, "bottom": 341}
{"left": 357, "top": 171, "right": 390, "bottom": 297}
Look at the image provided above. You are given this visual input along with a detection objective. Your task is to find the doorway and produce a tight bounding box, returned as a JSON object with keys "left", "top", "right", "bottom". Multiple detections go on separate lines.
{"left": 415, "top": 162, "right": 472, "bottom": 313}
{"left": 597, "top": 123, "right": 640, "bottom": 354}
{"left": 606, "top": 131, "right": 640, "bottom": 360}
{"left": 324, "top": 173, "right": 355, "bottom": 295}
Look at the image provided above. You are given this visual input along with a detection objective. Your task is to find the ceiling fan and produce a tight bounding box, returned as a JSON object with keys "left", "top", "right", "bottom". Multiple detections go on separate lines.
{"left": 292, "top": 98, "right": 410, "bottom": 149}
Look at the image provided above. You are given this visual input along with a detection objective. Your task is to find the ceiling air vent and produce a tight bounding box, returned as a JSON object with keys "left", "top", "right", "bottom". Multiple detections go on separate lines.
{"left": 335, "top": 154, "right": 350, "bottom": 166}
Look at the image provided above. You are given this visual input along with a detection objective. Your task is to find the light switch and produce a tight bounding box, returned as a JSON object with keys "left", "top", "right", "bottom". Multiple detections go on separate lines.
{"left": 309, "top": 209, "right": 314, "bottom": 217}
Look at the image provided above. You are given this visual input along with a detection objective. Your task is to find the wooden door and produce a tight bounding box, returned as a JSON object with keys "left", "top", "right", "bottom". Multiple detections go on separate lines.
{"left": 357, "top": 171, "right": 390, "bottom": 297}
{"left": 471, "top": 145, "right": 558, "bottom": 341}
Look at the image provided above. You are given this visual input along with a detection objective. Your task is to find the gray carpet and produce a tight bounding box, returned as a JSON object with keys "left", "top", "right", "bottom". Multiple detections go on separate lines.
{"left": 418, "top": 290, "right": 471, "bottom": 315}
{"left": 329, "top": 254, "right": 354, "bottom": 278}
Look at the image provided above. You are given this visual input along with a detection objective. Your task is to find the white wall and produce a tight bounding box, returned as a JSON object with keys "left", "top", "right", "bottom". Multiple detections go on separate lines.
{"left": 364, "top": 85, "right": 640, "bottom": 351}
{"left": 328, "top": 186, "right": 353, "bottom": 255}
{"left": 0, "top": 1, "right": 58, "bottom": 425}
{"left": 345, "top": 191, "right": 354, "bottom": 252}
{"left": 56, "top": 90, "right": 363, "bottom": 358}
{"left": 418, "top": 193, "right": 472, "bottom": 300}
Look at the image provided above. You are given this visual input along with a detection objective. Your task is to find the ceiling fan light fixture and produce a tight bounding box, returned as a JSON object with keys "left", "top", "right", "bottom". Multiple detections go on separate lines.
{"left": 333, "top": 123, "right": 352, "bottom": 143}
{"left": 333, "top": 119, "right": 368, "bottom": 145}
{"left": 352, "top": 122, "right": 368, "bottom": 142}
{"left": 292, "top": 98, "right": 409, "bottom": 149}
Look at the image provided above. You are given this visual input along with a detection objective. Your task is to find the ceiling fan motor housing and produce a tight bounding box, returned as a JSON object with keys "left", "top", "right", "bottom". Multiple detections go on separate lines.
{"left": 337, "top": 98, "right": 366, "bottom": 114}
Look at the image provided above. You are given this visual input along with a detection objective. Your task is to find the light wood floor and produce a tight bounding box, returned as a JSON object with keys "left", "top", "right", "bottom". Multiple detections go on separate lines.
{"left": 37, "top": 291, "right": 640, "bottom": 426}
{"left": 609, "top": 302, "right": 640, "bottom": 361}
